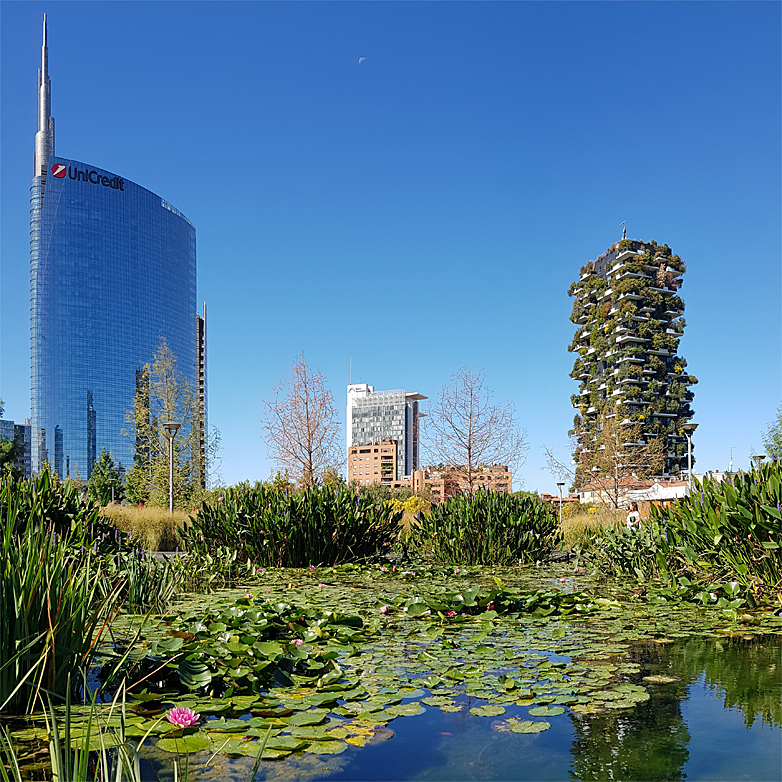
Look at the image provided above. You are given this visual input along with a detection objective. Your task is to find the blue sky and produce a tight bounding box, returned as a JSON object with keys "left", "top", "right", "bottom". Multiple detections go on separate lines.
{"left": 1, "top": 1, "right": 780, "bottom": 492}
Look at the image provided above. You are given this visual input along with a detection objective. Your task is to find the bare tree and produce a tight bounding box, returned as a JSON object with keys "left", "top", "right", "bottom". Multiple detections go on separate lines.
{"left": 544, "top": 405, "right": 666, "bottom": 508}
{"left": 261, "top": 354, "right": 343, "bottom": 488}
{"left": 426, "top": 367, "right": 527, "bottom": 492}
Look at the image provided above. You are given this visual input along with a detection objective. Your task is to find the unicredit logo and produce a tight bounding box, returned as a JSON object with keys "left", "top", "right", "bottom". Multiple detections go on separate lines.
{"left": 66, "top": 166, "right": 124, "bottom": 191}
{"left": 51, "top": 164, "right": 66, "bottom": 178}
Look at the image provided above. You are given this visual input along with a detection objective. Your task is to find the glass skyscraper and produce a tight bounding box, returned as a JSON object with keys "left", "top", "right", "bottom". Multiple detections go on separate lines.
{"left": 30, "top": 16, "right": 201, "bottom": 479}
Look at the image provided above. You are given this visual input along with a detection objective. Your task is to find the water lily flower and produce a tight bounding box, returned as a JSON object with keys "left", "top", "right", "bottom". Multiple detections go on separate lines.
{"left": 293, "top": 639, "right": 303, "bottom": 646}
{"left": 245, "top": 593, "right": 253, "bottom": 599}
{"left": 454, "top": 568, "right": 461, "bottom": 574}
{"left": 486, "top": 602, "right": 494, "bottom": 611}
{"left": 318, "top": 583, "right": 326, "bottom": 588}
{"left": 446, "top": 610, "right": 456, "bottom": 617}
{"left": 379, "top": 605, "right": 390, "bottom": 614}
{"left": 379, "top": 566, "right": 388, "bottom": 572}
{"left": 266, "top": 588, "right": 271, "bottom": 593}
{"left": 560, "top": 578, "right": 567, "bottom": 583}
{"left": 166, "top": 707, "right": 200, "bottom": 728}
{"left": 309, "top": 565, "right": 316, "bottom": 571}
{"left": 257, "top": 567, "right": 264, "bottom": 574}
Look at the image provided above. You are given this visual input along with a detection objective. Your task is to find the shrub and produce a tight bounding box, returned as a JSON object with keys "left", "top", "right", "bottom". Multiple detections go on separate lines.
{"left": 179, "top": 484, "right": 402, "bottom": 567}
{"left": 410, "top": 490, "right": 557, "bottom": 565}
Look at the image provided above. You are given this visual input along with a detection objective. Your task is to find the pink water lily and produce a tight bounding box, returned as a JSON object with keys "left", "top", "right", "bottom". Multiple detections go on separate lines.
{"left": 379, "top": 565, "right": 388, "bottom": 572}
{"left": 446, "top": 610, "right": 456, "bottom": 617}
{"left": 293, "top": 639, "right": 303, "bottom": 646}
{"left": 166, "top": 707, "right": 200, "bottom": 728}
{"left": 379, "top": 605, "right": 390, "bottom": 614}
{"left": 318, "top": 583, "right": 326, "bottom": 588}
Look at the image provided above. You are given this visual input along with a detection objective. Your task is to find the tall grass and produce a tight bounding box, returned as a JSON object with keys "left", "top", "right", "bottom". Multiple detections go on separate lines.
{"left": 102, "top": 503, "right": 189, "bottom": 551}
{"left": 558, "top": 506, "right": 625, "bottom": 550}
{"left": 411, "top": 490, "right": 557, "bottom": 565}
{"left": 0, "top": 474, "right": 123, "bottom": 715}
{"left": 180, "top": 484, "right": 402, "bottom": 566}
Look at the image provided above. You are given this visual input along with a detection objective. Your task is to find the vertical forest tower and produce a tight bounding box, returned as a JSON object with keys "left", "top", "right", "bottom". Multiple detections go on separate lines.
{"left": 568, "top": 238, "right": 696, "bottom": 479}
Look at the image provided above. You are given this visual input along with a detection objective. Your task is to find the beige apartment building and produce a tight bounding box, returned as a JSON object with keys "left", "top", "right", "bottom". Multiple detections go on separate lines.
{"left": 348, "top": 445, "right": 512, "bottom": 502}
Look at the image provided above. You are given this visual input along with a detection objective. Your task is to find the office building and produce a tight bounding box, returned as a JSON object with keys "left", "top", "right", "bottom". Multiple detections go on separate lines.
{"left": 568, "top": 236, "right": 696, "bottom": 480}
{"left": 29, "top": 16, "right": 204, "bottom": 480}
{"left": 346, "top": 384, "right": 426, "bottom": 480}
{"left": 0, "top": 418, "right": 32, "bottom": 480}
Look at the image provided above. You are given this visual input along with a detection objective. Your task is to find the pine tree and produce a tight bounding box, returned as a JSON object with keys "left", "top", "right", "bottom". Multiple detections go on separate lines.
{"left": 86, "top": 448, "right": 124, "bottom": 505}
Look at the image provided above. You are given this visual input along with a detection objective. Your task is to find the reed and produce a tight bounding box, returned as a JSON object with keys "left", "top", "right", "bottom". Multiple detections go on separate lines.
{"left": 411, "top": 490, "right": 557, "bottom": 565}
{"left": 180, "top": 484, "right": 402, "bottom": 566}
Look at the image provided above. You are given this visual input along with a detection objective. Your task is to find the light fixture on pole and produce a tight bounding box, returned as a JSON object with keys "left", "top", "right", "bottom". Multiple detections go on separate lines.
{"left": 681, "top": 422, "right": 698, "bottom": 493}
{"left": 556, "top": 482, "right": 565, "bottom": 528}
{"left": 162, "top": 422, "right": 181, "bottom": 514}
{"left": 753, "top": 454, "right": 766, "bottom": 472}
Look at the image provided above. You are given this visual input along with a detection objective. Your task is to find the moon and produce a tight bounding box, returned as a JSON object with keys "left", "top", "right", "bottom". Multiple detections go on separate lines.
{"left": 358, "top": 57, "right": 367, "bottom": 64}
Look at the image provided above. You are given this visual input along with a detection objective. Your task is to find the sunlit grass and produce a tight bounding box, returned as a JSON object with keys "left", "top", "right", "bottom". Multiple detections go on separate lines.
{"left": 558, "top": 506, "right": 625, "bottom": 550}
{"left": 101, "top": 503, "right": 191, "bottom": 551}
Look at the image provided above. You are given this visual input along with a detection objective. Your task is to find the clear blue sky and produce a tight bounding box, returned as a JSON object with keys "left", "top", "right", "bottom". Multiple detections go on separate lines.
{"left": 1, "top": 1, "right": 780, "bottom": 492}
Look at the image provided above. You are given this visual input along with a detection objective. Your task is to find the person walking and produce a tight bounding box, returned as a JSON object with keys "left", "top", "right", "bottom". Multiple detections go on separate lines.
{"left": 626, "top": 502, "right": 641, "bottom": 530}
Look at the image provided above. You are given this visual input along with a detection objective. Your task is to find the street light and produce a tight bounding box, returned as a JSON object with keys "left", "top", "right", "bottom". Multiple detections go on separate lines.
{"left": 681, "top": 422, "right": 698, "bottom": 493}
{"left": 162, "top": 422, "right": 181, "bottom": 514}
{"left": 556, "top": 482, "right": 565, "bottom": 528}
{"left": 753, "top": 454, "right": 766, "bottom": 472}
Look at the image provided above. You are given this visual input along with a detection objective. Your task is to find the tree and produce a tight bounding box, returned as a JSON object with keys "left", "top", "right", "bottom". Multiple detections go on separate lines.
{"left": 86, "top": 448, "right": 125, "bottom": 506}
{"left": 545, "top": 404, "right": 666, "bottom": 508}
{"left": 0, "top": 399, "right": 21, "bottom": 478}
{"left": 261, "top": 353, "right": 343, "bottom": 488}
{"left": 762, "top": 404, "right": 782, "bottom": 460}
{"left": 124, "top": 338, "right": 217, "bottom": 508}
{"left": 426, "top": 367, "right": 527, "bottom": 493}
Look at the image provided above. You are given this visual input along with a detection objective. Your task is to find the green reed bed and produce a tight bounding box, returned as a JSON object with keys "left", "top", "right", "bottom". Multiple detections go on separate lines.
{"left": 410, "top": 490, "right": 557, "bottom": 565}
{"left": 179, "top": 484, "right": 402, "bottom": 567}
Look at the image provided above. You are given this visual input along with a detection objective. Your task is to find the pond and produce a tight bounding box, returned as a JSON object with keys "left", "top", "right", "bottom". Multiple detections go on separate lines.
{"left": 14, "top": 564, "right": 782, "bottom": 781}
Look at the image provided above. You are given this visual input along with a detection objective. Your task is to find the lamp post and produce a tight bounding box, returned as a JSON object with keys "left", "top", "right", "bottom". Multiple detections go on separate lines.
{"left": 753, "top": 455, "right": 766, "bottom": 472}
{"left": 556, "top": 482, "right": 565, "bottom": 528}
{"left": 681, "top": 422, "right": 698, "bottom": 493}
{"left": 162, "top": 422, "right": 181, "bottom": 514}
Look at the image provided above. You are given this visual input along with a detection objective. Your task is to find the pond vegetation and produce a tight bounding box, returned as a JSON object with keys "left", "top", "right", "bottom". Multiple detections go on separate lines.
{"left": 1, "top": 469, "right": 780, "bottom": 780}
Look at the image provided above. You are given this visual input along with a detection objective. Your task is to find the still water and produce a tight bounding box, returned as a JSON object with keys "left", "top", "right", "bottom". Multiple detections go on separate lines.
{"left": 186, "top": 635, "right": 780, "bottom": 782}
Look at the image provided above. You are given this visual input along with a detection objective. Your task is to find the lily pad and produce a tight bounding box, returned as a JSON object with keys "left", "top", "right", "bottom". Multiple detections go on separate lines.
{"left": 383, "top": 702, "right": 426, "bottom": 718}
{"left": 642, "top": 675, "right": 680, "bottom": 684}
{"left": 528, "top": 705, "right": 566, "bottom": 717}
{"left": 156, "top": 733, "right": 212, "bottom": 754}
{"left": 306, "top": 740, "right": 349, "bottom": 755}
{"left": 506, "top": 719, "right": 551, "bottom": 733}
{"left": 470, "top": 704, "right": 506, "bottom": 717}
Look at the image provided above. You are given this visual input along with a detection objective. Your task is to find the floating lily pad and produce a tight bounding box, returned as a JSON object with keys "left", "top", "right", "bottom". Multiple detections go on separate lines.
{"left": 306, "top": 740, "right": 348, "bottom": 755}
{"left": 383, "top": 702, "right": 426, "bottom": 718}
{"left": 528, "top": 705, "right": 566, "bottom": 717}
{"left": 642, "top": 675, "right": 680, "bottom": 684}
{"left": 156, "top": 733, "right": 212, "bottom": 754}
{"left": 470, "top": 704, "right": 506, "bottom": 717}
{"left": 421, "top": 696, "right": 455, "bottom": 707}
{"left": 506, "top": 718, "right": 551, "bottom": 733}
{"left": 440, "top": 703, "right": 463, "bottom": 713}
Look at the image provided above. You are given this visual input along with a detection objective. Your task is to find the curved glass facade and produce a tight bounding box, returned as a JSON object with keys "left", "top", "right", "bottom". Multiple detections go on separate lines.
{"left": 30, "top": 156, "right": 197, "bottom": 478}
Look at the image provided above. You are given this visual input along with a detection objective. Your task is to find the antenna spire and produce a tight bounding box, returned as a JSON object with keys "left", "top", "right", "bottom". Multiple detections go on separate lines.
{"left": 34, "top": 13, "right": 55, "bottom": 178}
{"left": 620, "top": 220, "right": 627, "bottom": 240}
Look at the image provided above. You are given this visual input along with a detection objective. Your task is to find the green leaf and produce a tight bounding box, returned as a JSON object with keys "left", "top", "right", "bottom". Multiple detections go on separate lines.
{"left": 506, "top": 719, "right": 551, "bottom": 734}
{"left": 157, "top": 733, "right": 212, "bottom": 753}
{"left": 528, "top": 705, "right": 565, "bottom": 717}
{"left": 178, "top": 660, "right": 212, "bottom": 690}
{"left": 470, "top": 704, "right": 506, "bottom": 717}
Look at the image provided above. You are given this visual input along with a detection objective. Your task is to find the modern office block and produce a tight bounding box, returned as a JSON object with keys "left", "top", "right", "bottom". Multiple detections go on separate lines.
{"left": 29, "top": 16, "right": 203, "bottom": 479}
{"left": 568, "top": 236, "right": 696, "bottom": 478}
{"left": 346, "top": 384, "right": 426, "bottom": 480}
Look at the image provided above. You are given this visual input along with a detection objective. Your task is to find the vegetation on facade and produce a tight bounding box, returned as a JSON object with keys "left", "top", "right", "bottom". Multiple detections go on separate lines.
{"left": 568, "top": 239, "right": 696, "bottom": 484}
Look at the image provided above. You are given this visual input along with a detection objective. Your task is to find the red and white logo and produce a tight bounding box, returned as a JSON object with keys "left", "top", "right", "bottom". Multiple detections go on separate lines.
{"left": 51, "top": 164, "right": 66, "bottom": 178}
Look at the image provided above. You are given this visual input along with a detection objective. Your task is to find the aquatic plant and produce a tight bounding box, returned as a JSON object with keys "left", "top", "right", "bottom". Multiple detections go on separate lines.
{"left": 411, "top": 489, "right": 557, "bottom": 565}
{"left": 179, "top": 484, "right": 402, "bottom": 567}
{"left": 0, "top": 474, "right": 124, "bottom": 714}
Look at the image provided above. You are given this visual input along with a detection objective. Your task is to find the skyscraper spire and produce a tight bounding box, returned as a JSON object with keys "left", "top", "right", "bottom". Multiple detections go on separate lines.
{"left": 34, "top": 13, "right": 55, "bottom": 178}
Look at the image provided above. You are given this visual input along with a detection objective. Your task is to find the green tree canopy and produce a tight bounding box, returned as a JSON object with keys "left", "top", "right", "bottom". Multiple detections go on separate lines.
{"left": 86, "top": 448, "right": 125, "bottom": 506}
{"left": 762, "top": 404, "right": 782, "bottom": 460}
